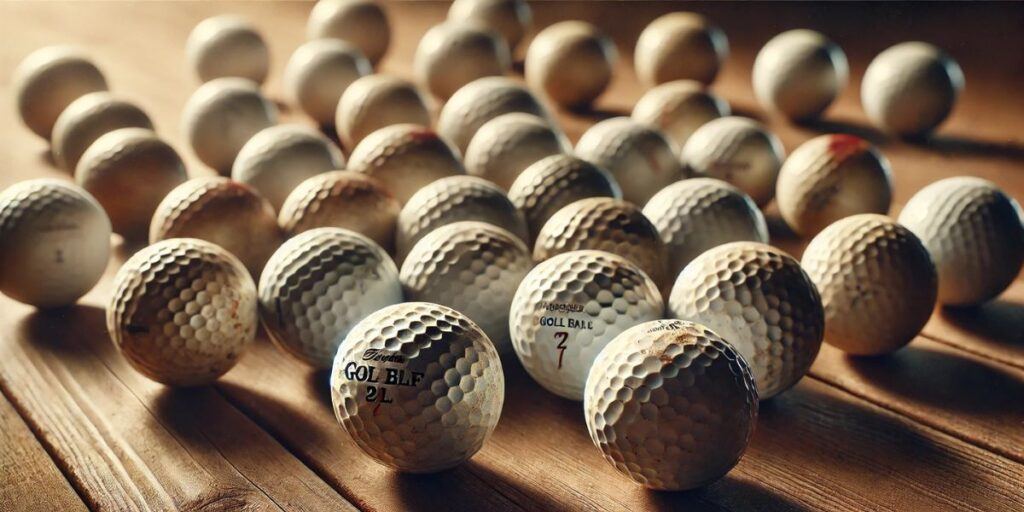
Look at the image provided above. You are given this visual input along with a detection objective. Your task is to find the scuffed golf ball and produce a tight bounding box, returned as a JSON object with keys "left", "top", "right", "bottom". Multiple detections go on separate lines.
{"left": 51, "top": 92, "right": 153, "bottom": 172}
{"left": 448, "top": 0, "right": 532, "bottom": 51}
{"left": 308, "top": 0, "right": 391, "bottom": 67}
{"left": 585, "top": 319, "right": 757, "bottom": 490}
{"left": 437, "top": 76, "right": 552, "bottom": 153}
{"left": 330, "top": 302, "right": 504, "bottom": 473}
{"left": 525, "top": 20, "right": 617, "bottom": 109}
{"left": 283, "top": 39, "right": 372, "bottom": 126}
{"left": 635, "top": 12, "right": 728, "bottom": 87}
{"left": 182, "top": 77, "right": 278, "bottom": 174}
{"left": 13, "top": 45, "right": 108, "bottom": 140}
{"left": 335, "top": 74, "right": 431, "bottom": 150}
{"left": 681, "top": 116, "right": 785, "bottom": 207}
{"left": 753, "top": 29, "right": 848, "bottom": 121}
{"left": 186, "top": 15, "right": 269, "bottom": 85}
{"left": 898, "top": 177, "right": 1024, "bottom": 306}
{"left": 415, "top": 22, "right": 511, "bottom": 101}
{"left": 346, "top": 124, "right": 464, "bottom": 204}
{"left": 465, "top": 113, "right": 570, "bottom": 190}
{"left": 631, "top": 79, "right": 730, "bottom": 148}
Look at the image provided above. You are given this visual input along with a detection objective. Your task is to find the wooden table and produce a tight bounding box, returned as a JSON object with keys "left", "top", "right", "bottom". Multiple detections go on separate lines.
{"left": 2, "top": 2, "right": 1023, "bottom": 510}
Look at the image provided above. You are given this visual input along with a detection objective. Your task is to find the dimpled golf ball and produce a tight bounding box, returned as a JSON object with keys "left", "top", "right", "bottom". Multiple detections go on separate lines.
{"left": 681, "top": 116, "right": 785, "bottom": 207}
{"left": 401, "top": 221, "right": 531, "bottom": 352}
{"left": 776, "top": 134, "right": 893, "bottom": 237}
{"left": 14, "top": 46, "right": 108, "bottom": 140}
{"left": 346, "top": 124, "right": 464, "bottom": 204}
{"left": 232, "top": 124, "right": 344, "bottom": 211}
{"left": 631, "top": 79, "right": 730, "bottom": 149}
{"left": 861, "top": 42, "right": 964, "bottom": 136}
{"left": 51, "top": 92, "right": 154, "bottom": 172}
{"left": 525, "top": 21, "right": 617, "bottom": 109}
{"left": 279, "top": 171, "right": 400, "bottom": 253}
{"left": 508, "top": 154, "right": 622, "bottom": 241}
{"left": 335, "top": 74, "right": 431, "bottom": 150}
{"left": 182, "top": 77, "right": 278, "bottom": 174}
{"left": 635, "top": 12, "right": 728, "bottom": 87}
{"left": 465, "top": 113, "right": 570, "bottom": 190}
{"left": 308, "top": 0, "right": 391, "bottom": 67}
{"left": 667, "top": 242, "right": 823, "bottom": 398}
{"left": 396, "top": 175, "right": 528, "bottom": 261}
{"left": 898, "top": 177, "right": 1024, "bottom": 306}
{"left": 437, "top": 76, "right": 552, "bottom": 154}
{"left": 753, "top": 29, "right": 848, "bottom": 121}
{"left": 283, "top": 39, "right": 372, "bottom": 126}
{"left": 643, "top": 178, "right": 769, "bottom": 279}
{"left": 75, "top": 128, "right": 188, "bottom": 241}
{"left": 0, "top": 179, "right": 111, "bottom": 308}
{"left": 510, "top": 250, "right": 663, "bottom": 400}
{"left": 150, "top": 177, "right": 284, "bottom": 278}
{"left": 186, "top": 15, "right": 270, "bottom": 85}
{"left": 447, "top": 0, "right": 532, "bottom": 51}
{"left": 259, "top": 227, "right": 402, "bottom": 368}
{"left": 415, "top": 22, "right": 511, "bottom": 101}
{"left": 802, "top": 214, "right": 937, "bottom": 355}
{"left": 330, "top": 302, "right": 504, "bottom": 473}
{"left": 584, "top": 319, "right": 757, "bottom": 490}
{"left": 575, "top": 117, "right": 687, "bottom": 206}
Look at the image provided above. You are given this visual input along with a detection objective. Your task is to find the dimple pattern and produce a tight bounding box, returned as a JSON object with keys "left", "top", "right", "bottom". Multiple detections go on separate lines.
{"left": 336, "top": 75, "right": 431, "bottom": 150}
{"left": 346, "top": 124, "right": 464, "bottom": 204}
{"left": 107, "top": 238, "right": 257, "bottom": 386}
{"left": 631, "top": 79, "right": 730, "bottom": 148}
{"left": 437, "top": 76, "right": 551, "bottom": 153}
{"left": 584, "top": 319, "right": 757, "bottom": 490}
{"left": 259, "top": 228, "right": 402, "bottom": 368}
{"left": 510, "top": 250, "right": 663, "bottom": 400}
{"left": 330, "top": 302, "right": 504, "bottom": 473}
{"left": 51, "top": 92, "right": 154, "bottom": 171}
{"left": 682, "top": 116, "right": 784, "bottom": 207}
{"left": 464, "top": 113, "right": 568, "bottom": 190}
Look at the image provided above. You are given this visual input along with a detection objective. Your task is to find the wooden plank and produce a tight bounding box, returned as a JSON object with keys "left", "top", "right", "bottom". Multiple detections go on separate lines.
{"left": 922, "top": 279, "right": 1024, "bottom": 372}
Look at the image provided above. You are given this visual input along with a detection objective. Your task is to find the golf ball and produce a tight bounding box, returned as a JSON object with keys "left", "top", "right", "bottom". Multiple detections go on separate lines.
{"left": 681, "top": 116, "right": 785, "bottom": 207}
{"left": 634, "top": 12, "right": 728, "bottom": 87}
{"left": 346, "top": 123, "right": 464, "bottom": 204}
{"left": 752, "top": 29, "right": 848, "bottom": 121}
{"left": 259, "top": 227, "right": 402, "bottom": 368}
{"left": 186, "top": 15, "right": 269, "bottom": 85}
{"left": 464, "top": 112, "right": 570, "bottom": 190}
{"left": 631, "top": 79, "right": 730, "bottom": 149}
{"left": 13, "top": 45, "right": 108, "bottom": 140}
{"left": 51, "top": 92, "right": 154, "bottom": 172}
{"left": 283, "top": 39, "right": 372, "bottom": 126}
{"left": 308, "top": 0, "right": 391, "bottom": 67}
{"left": 801, "top": 214, "right": 937, "bottom": 355}
{"left": 447, "top": 0, "right": 532, "bottom": 51}
{"left": 584, "top": 319, "right": 757, "bottom": 490}
{"left": 335, "top": 74, "right": 431, "bottom": 150}
{"left": 525, "top": 20, "right": 617, "bottom": 109}
{"left": 330, "top": 302, "right": 504, "bottom": 473}
{"left": 181, "top": 77, "right": 278, "bottom": 174}
{"left": 898, "top": 177, "right": 1024, "bottom": 306}
{"left": 0, "top": 179, "right": 111, "bottom": 308}
{"left": 776, "top": 134, "right": 893, "bottom": 237}
{"left": 510, "top": 250, "right": 663, "bottom": 400}
{"left": 414, "top": 21, "right": 511, "bottom": 101}
{"left": 437, "top": 76, "right": 552, "bottom": 154}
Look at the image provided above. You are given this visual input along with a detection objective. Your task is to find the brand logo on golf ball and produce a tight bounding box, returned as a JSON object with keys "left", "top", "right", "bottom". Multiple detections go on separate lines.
{"left": 342, "top": 349, "right": 425, "bottom": 405}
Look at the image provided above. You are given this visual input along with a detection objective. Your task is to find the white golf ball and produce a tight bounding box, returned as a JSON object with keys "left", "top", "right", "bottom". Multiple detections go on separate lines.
{"left": 525, "top": 20, "right": 617, "bottom": 109}
{"left": 13, "top": 45, "right": 108, "bottom": 140}
{"left": 346, "top": 124, "right": 464, "bottom": 204}
{"left": 634, "top": 12, "right": 728, "bottom": 87}
{"left": 464, "top": 112, "right": 570, "bottom": 190}
{"left": 585, "top": 319, "right": 757, "bottom": 490}
{"left": 437, "top": 76, "right": 552, "bottom": 154}
{"left": 107, "top": 238, "right": 257, "bottom": 386}
{"left": 259, "top": 227, "right": 402, "bottom": 368}
{"left": 447, "top": 0, "right": 532, "bottom": 51}
{"left": 898, "top": 177, "right": 1024, "bottom": 306}
{"left": 0, "top": 179, "right": 111, "bottom": 308}
{"left": 232, "top": 124, "right": 344, "bottom": 211}
{"left": 331, "top": 302, "right": 504, "bottom": 473}
{"left": 643, "top": 178, "right": 768, "bottom": 279}
{"left": 51, "top": 92, "right": 154, "bottom": 172}
{"left": 802, "top": 214, "right": 937, "bottom": 355}
{"left": 752, "top": 29, "right": 848, "bottom": 121}
{"left": 682, "top": 116, "right": 785, "bottom": 207}
{"left": 575, "top": 116, "right": 687, "bottom": 206}
{"left": 414, "top": 22, "right": 512, "bottom": 101}
{"left": 631, "top": 79, "right": 730, "bottom": 149}
{"left": 283, "top": 39, "right": 372, "bottom": 126}
{"left": 861, "top": 42, "right": 964, "bottom": 136}
{"left": 182, "top": 77, "right": 278, "bottom": 174}
{"left": 776, "top": 133, "right": 893, "bottom": 237}
{"left": 308, "top": 0, "right": 391, "bottom": 67}
{"left": 335, "top": 74, "right": 431, "bottom": 150}
{"left": 510, "top": 250, "right": 663, "bottom": 401}
{"left": 186, "top": 15, "right": 270, "bottom": 85}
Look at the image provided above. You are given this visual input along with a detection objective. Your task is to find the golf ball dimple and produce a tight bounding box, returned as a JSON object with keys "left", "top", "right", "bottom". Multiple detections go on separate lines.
{"left": 752, "top": 29, "right": 849, "bottom": 121}
{"left": 631, "top": 79, "right": 730, "bottom": 149}
{"left": 307, "top": 0, "right": 391, "bottom": 67}
{"left": 231, "top": 124, "right": 345, "bottom": 211}
{"left": 346, "top": 124, "right": 464, "bottom": 205}
{"left": 464, "top": 112, "right": 570, "bottom": 190}
{"left": 510, "top": 250, "right": 663, "bottom": 401}
{"left": 400, "top": 221, "right": 532, "bottom": 353}
{"left": 508, "top": 154, "right": 622, "bottom": 242}
{"left": 801, "top": 214, "right": 937, "bottom": 355}
{"left": 331, "top": 302, "right": 504, "bottom": 473}
{"left": 861, "top": 42, "right": 964, "bottom": 136}
{"left": 437, "top": 76, "right": 552, "bottom": 154}
{"left": 182, "top": 77, "right": 278, "bottom": 174}
{"left": 396, "top": 175, "right": 528, "bottom": 261}
{"left": 278, "top": 170, "right": 400, "bottom": 253}
{"left": 447, "top": 0, "right": 532, "bottom": 51}
{"left": 186, "top": 15, "right": 270, "bottom": 85}
{"left": 335, "top": 74, "right": 431, "bottom": 150}
{"left": 283, "top": 39, "right": 372, "bottom": 126}
{"left": 525, "top": 20, "right": 617, "bottom": 109}
{"left": 51, "top": 92, "right": 154, "bottom": 172}
{"left": 776, "top": 134, "right": 893, "bottom": 237}
{"left": 575, "top": 117, "right": 688, "bottom": 206}
{"left": 634, "top": 12, "right": 728, "bottom": 87}
{"left": 643, "top": 178, "right": 769, "bottom": 279}
{"left": 584, "top": 319, "right": 757, "bottom": 491}
{"left": 259, "top": 227, "right": 402, "bottom": 368}
{"left": 75, "top": 128, "right": 188, "bottom": 241}
{"left": 898, "top": 177, "right": 1024, "bottom": 306}
{"left": 414, "top": 22, "right": 512, "bottom": 101}
{"left": 667, "top": 242, "right": 824, "bottom": 399}
{"left": 681, "top": 116, "right": 785, "bottom": 207}
{"left": 149, "top": 177, "right": 284, "bottom": 279}
{"left": 14, "top": 45, "right": 109, "bottom": 140}
{"left": 0, "top": 179, "right": 111, "bottom": 308}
